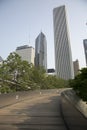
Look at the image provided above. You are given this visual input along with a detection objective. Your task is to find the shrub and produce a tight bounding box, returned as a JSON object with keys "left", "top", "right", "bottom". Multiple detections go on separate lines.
{"left": 69, "top": 68, "right": 87, "bottom": 101}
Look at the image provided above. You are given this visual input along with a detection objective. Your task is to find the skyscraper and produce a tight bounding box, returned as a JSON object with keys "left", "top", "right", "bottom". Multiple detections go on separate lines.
{"left": 83, "top": 39, "right": 87, "bottom": 66}
{"left": 53, "top": 5, "right": 74, "bottom": 80}
{"left": 35, "top": 32, "right": 47, "bottom": 70}
{"left": 16, "top": 45, "right": 35, "bottom": 65}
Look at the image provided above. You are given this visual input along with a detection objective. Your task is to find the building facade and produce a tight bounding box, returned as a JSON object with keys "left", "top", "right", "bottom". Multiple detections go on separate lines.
{"left": 35, "top": 32, "right": 47, "bottom": 70}
{"left": 16, "top": 45, "right": 35, "bottom": 65}
{"left": 83, "top": 39, "right": 87, "bottom": 66}
{"left": 73, "top": 59, "right": 80, "bottom": 77}
{"left": 53, "top": 5, "right": 74, "bottom": 80}
{"left": 0, "top": 56, "right": 3, "bottom": 64}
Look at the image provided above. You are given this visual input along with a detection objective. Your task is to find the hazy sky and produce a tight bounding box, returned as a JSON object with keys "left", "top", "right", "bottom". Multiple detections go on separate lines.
{"left": 0, "top": 0, "right": 87, "bottom": 69}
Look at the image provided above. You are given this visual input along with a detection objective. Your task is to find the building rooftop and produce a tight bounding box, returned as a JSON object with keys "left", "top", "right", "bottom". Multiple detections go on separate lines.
{"left": 47, "top": 69, "right": 55, "bottom": 73}
{"left": 16, "top": 45, "right": 29, "bottom": 50}
{"left": 16, "top": 45, "right": 34, "bottom": 50}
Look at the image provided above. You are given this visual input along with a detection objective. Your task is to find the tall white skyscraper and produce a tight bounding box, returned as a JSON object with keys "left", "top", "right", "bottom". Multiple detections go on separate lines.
{"left": 16, "top": 45, "right": 35, "bottom": 65}
{"left": 83, "top": 39, "right": 87, "bottom": 66}
{"left": 53, "top": 5, "right": 74, "bottom": 80}
{"left": 35, "top": 32, "right": 47, "bottom": 70}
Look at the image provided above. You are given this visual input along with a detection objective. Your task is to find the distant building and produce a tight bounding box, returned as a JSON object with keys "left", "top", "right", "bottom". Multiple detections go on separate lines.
{"left": 47, "top": 68, "right": 55, "bottom": 75}
{"left": 16, "top": 45, "right": 35, "bottom": 65}
{"left": 0, "top": 56, "right": 3, "bottom": 64}
{"left": 53, "top": 5, "right": 74, "bottom": 80}
{"left": 83, "top": 39, "right": 87, "bottom": 66}
{"left": 73, "top": 59, "right": 80, "bottom": 77}
{"left": 35, "top": 32, "right": 47, "bottom": 70}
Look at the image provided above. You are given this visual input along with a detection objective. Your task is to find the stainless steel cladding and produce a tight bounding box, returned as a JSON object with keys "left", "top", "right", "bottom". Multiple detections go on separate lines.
{"left": 53, "top": 5, "right": 74, "bottom": 80}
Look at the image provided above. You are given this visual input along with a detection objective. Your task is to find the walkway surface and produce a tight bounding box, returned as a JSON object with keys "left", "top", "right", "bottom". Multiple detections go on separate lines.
{"left": 61, "top": 95, "right": 87, "bottom": 130}
{"left": 0, "top": 89, "right": 87, "bottom": 130}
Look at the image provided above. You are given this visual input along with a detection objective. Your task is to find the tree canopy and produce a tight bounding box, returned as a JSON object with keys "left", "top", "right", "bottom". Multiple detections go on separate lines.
{"left": 0, "top": 52, "right": 68, "bottom": 93}
{"left": 69, "top": 68, "right": 87, "bottom": 101}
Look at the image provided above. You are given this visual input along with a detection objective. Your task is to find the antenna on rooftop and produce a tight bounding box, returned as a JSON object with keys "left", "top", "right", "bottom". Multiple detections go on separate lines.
{"left": 40, "top": 29, "right": 42, "bottom": 33}
{"left": 29, "top": 33, "right": 30, "bottom": 45}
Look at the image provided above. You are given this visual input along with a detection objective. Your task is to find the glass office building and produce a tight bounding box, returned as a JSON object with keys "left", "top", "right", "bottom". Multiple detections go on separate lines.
{"left": 83, "top": 39, "right": 87, "bottom": 66}
{"left": 35, "top": 32, "right": 47, "bottom": 70}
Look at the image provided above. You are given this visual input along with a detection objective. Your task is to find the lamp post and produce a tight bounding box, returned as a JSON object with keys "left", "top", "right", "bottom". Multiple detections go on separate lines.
{"left": 14, "top": 70, "right": 18, "bottom": 91}
{"left": 14, "top": 70, "right": 18, "bottom": 81}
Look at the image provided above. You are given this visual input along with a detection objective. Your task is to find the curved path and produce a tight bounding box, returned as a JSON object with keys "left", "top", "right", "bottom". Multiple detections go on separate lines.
{"left": 0, "top": 89, "right": 87, "bottom": 130}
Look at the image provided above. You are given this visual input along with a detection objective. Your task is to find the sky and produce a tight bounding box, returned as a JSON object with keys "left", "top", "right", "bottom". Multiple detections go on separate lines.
{"left": 0, "top": 0, "right": 87, "bottom": 69}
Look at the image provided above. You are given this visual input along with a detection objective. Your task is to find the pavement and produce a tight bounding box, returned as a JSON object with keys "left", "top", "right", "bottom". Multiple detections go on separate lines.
{"left": 0, "top": 90, "right": 67, "bottom": 130}
{"left": 0, "top": 89, "right": 87, "bottom": 130}
{"left": 61, "top": 88, "right": 87, "bottom": 118}
{"left": 61, "top": 88, "right": 87, "bottom": 130}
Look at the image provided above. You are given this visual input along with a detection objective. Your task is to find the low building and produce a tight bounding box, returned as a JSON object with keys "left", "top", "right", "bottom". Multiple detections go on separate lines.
{"left": 73, "top": 59, "right": 80, "bottom": 77}
{"left": 47, "top": 68, "right": 55, "bottom": 75}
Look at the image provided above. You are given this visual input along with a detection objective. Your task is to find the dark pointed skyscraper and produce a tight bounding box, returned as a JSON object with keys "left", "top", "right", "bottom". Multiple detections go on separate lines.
{"left": 83, "top": 39, "right": 87, "bottom": 66}
{"left": 35, "top": 32, "right": 47, "bottom": 70}
{"left": 53, "top": 5, "right": 74, "bottom": 80}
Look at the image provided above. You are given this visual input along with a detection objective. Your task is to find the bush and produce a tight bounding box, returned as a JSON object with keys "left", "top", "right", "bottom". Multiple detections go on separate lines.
{"left": 69, "top": 68, "right": 87, "bottom": 101}
{"left": 0, "top": 86, "right": 11, "bottom": 93}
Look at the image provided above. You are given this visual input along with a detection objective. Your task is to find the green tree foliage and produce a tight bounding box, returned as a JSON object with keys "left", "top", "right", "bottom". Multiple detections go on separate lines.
{"left": 30, "top": 66, "right": 47, "bottom": 89}
{"left": 45, "top": 75, "right": 68, "bottom": 89}
{"left": 0, "top": 52, "right": 33, "bottom": 91}
{"left": 0, "top": 52, "right": 69, "bottom": 93}
{"left": 69, "top": 68, "right": 87, "bottom": 101}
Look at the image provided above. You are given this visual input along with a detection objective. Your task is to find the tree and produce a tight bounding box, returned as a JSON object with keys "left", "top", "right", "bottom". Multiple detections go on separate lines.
{"left": 45, "top": 75, "right": 68, "bottom": 89}
{"left": 0, "top": 52, "right": 69, "bottom": 93}
{"left": 30, "top": 66, "right": 47, "bottom": 89}
{"left": 0, "top": 52, "right": 34, "bottom": 91}
{"left": 69, "top": 68, "right": 87, "bottom": 101}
